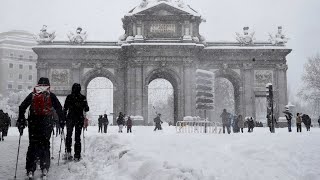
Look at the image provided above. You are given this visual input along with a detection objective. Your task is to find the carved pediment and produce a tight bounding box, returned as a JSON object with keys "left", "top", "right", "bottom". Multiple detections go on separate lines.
{"left": 152, "top": 9, "right": 174, "bottom": 16}
{"left": 135, "top": 2, "right": 196, "bottom": 16}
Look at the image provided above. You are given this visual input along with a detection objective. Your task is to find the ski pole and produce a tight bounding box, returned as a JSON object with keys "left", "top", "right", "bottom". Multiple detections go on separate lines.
{"left": 14, "top": 135, "right": 22, "bottom": 179}
{"left": 83, "top": 128, "right": 85, "bottom": 153}
{"left": 57, "top": 131, "right": 64, "bottom": 166}
{"left": 51, "top": 130, "right": 54, "bottom": 160}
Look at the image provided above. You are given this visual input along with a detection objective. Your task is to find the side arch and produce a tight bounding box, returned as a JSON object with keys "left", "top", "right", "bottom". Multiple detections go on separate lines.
{"left": 214, "top": 69, "right": 242, "bottom": 115}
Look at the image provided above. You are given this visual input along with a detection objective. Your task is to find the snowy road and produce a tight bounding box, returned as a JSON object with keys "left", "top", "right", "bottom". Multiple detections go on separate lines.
{"left": 1, "top": 126, "right": 320, "bottom": 180}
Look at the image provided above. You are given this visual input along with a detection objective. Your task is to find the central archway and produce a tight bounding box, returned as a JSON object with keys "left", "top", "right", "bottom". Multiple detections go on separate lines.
{"left": 82, "top": 68, "right": 119, "bottom": 124}
{"left": 144, "top": 68, "right": 180, "bottom": 125}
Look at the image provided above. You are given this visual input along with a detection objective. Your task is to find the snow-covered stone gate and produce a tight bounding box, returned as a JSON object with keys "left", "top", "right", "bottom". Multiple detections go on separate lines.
{"left": 32, "top": 0, "right": 291, "bottom": 125}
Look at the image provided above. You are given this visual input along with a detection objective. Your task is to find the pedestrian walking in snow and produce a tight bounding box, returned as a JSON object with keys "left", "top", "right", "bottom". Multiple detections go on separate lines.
{"left": 154, "top": 113, "right": 163, "bottom": 131}
{"left": 117, "top": 112, "right": 125, "bottom": 133}
{"left": 102, "top": 114, "right": 109, "bottom": 133}
{"left": 220, "top": 109, "right": 231, "bottom": 134}
{"left": 17, "top": 77, "right": 64, "bottom": 179}
{"left": 296, "top": 113, "right": 302, "bottom": 133}
{"left": 232, "top": 115, "right": 239, "bottom": 133}
{"left": 98, "top": 115, "right": 103, "bottom": 133}
{"left": 284, "top": 112, "right": 293, "bottom": 132}
{"left": 318, "top": 116, "right": 320, "bottom": 128}
{"left": 127, "top": 116, "right": 133, "bottom": 133}
{"left": 64, "top": 83, "right": 89, "bottom": 162}
{"left": 302, "top": 114, "right": 311, "bottom": 131}
{"left": 0, "top": 109, "right": 5, "bottom": 141}
{"left": 247, "top": 117, "right": 255, "bottom": 132}
{"left": 237, "top": 115, "right": 244, "bottom": 133}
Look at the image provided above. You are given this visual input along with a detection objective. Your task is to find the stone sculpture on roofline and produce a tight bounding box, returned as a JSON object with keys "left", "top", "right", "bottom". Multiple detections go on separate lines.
{"left": 236, "top": 26, "right": 255, "bottom": 45}
{"left": 67, "top": 27, "right": 88, "bottom": 45}
{"left": 34, "top": 25, "right": 56, "bottom": 43}
{"left": 269, "top": 26, "right": 289, "bottom": 46}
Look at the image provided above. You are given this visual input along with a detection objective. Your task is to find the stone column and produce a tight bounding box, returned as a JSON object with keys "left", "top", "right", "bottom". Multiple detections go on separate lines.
{"left": 135, "top": 21, "right": 144, "bottom": 41}
{"left": 183, "top": 61, "right": 196, "bottom": 117}
{"left": 183, "top": 21, "right": 192, "bottom": 42}
{"left": 36, "top": 62, "right": 49, "bottom": 80}
{"left": 72, "top": 62, "right": 81, "bottom": 84}
{"left": 242, "top": 63, "right": 255, "bottom": 117}
{"left": 276, "top": 64, "right": 288, "bottom": 117}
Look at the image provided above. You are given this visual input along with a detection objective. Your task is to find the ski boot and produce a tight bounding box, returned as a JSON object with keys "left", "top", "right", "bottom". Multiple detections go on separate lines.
{"left": 27, "top": 171, "right": 34, "bottom": 180}
{"left": 63, "top": 152, "right": 73, "bottom": 161}
{"left": 41, "top": 169, "right": 48, "bottom": 180}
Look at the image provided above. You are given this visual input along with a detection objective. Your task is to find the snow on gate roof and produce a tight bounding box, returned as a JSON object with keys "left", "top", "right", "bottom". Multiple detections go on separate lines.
{"left": 127, "top": 0, "right": 201, "bottom": 17}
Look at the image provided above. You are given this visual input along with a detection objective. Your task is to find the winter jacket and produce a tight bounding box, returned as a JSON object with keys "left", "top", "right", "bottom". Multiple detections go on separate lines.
{"left": 98, "top": 117, "right": 103, "bottom": 126}
{"left": 18, "top": 85, "right": 64, "bottom": 127}
{"left": 248, "top": 118, "right": 255, "bottom": 128}
{"left": 63, "top": 84, "right": 89, "bottom": 123}
{"left": 127, "top": 118, "right": 133, "bottom": 128}
{"left": 220, "top": 111, "right": 229, "bottom": 125}
{"left": 154, "top": 116, "right": 162, "bottom": 124}
{"left": 102, "top": 116, "right": 109, "bottom": 125}
{"left": 296, "top": 116, "right": 302, "bottom": 124}
{"left": 237, "top": 116, "right": 244, "bottom": 128}
{"left": 117, "top": 114, "right": 125, "bottom": 125}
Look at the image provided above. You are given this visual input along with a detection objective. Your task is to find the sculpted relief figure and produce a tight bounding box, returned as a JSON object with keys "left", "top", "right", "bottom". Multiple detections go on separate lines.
{"left": 35, "top": 25, "right": 56, "bottom": 43}
{"left": 67, "top": 27, "right": 88, "bottom": 44}
{"left": 269, "top": 26, "right": 289, "bottom": 45}
{"left": 236, "top": 27, "right": 255, "bottom": 45}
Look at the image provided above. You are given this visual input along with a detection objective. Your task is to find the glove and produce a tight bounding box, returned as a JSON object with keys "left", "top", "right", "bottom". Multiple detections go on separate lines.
{"left": 59, "top": 121, "right": 65, "bottom": 130}
{"left": 17, "top": 121, "right": 25, "bottom": 136}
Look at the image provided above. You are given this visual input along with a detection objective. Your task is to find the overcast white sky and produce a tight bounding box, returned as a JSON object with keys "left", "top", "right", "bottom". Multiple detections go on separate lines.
{"left": 1, "top": 0, "right": 320, "bottom": 100}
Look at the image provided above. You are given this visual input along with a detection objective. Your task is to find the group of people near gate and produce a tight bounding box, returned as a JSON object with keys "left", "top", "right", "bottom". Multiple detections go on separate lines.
{"left": 0, "top": 110, "right": 11, "bottom": 141}
{"left": 220, "top": 108, "right": 320, "bottom": 134}
{"left": 16, "top": 77, "right": 89, "bottom": 179}
{"left": 220, "top": 109, "right": 256, "bottom": 134}
{"left": 97, "top": 112, "right": 133, "bottom": 133}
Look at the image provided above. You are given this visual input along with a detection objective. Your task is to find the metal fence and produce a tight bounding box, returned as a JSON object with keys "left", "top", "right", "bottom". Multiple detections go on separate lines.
{"left": 176, "top": 121, "right": 222, "bottom": 133}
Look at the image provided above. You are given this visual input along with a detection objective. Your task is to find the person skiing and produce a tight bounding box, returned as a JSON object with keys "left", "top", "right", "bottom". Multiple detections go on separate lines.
{"left": 17, "top": 77, "right": 64, "bottom": 179}
{"left": 296, "top": 113, "right": 302, "bottom": 133}
{"left": 103, "top": 114, "right": 109, "bottom": 133}
{"left": 63, "top": 83, "right": 89, "bottom": 161}
{"left": 247, "top": 117, "right": 255, "bottom": 132}
{"left": 116, "top": 112, "right": 125, "bottom": 133}
{"left": 220, "top": 109, "right": 231, "bottom": 134}
{"left": 153, "top": 113, "right": 163, "bottom": 131}
{"left": 98, "top": 115, "right": 103, "bottom": 133}
{"left": 127, "top": 116, "right": 133, "bottom": 133}
{"left": 237, "top": 115, "right": 244, "bottom": 133}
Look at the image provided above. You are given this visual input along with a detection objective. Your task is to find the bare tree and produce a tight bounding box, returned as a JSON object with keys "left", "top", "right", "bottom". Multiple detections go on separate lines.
{"left": 298, "top": 54, "right": 320, "bottom": 117}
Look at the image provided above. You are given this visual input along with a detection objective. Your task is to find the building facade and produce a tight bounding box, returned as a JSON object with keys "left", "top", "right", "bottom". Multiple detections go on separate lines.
{"left": 0, "top": 30, "right": 37, "bottom": 95}
{"left": 33, "top": 1, "right": 291, "bottom": 124}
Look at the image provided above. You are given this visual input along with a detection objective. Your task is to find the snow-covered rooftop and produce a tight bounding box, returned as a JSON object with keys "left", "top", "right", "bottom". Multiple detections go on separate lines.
{"left": 127, "top": 0, "right": 201, "bottom": 17}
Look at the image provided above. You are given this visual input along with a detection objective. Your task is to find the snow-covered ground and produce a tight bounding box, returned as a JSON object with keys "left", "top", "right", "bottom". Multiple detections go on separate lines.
{"left": 1, "top": 126, "right": 320, "bottom": 180}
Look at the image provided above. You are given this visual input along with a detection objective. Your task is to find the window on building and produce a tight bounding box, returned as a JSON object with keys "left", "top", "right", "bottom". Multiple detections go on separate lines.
{"left": 29, "top": 75, "right": 32, "bottom": 81}
{"left": 9, "top": 63, "right": 13, "bottom": 68}
{"left": 8, "top": 84, "right": 13, "bottom": 89}
{"left": 10, "top": 53, "right": 14, "bottom": 57}
{"left": 18, "top": 85, "right": 22, "bottom": 90}
{"left": 29, "top": 56, "right": 33, "bottom": 59}
{"left": 9, "top": 73, "right": 13, "bottom": 79}
{"left": 19, "top": 55, "right": 23, "bottom": 60}
{"left": 19, "top": 64, "right": 23, "bottom": 69}
{"left": 28, "top": 86, "right": 32, "bottom": 90}
{"left": 19, "top": 74, "right": 22, "bottom": 80}
{"left": 29, "top": 65, "right": 33, "bottom": 70}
